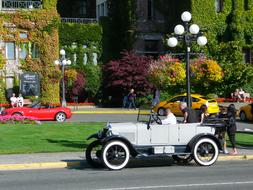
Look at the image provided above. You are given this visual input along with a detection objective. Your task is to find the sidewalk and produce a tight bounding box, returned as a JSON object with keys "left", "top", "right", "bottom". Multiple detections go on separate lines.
{"left": 0, "top": 147, "right": 253, "bottom": 171}
{"left": 70, "top": 102, "right": 248, "bottom": 114}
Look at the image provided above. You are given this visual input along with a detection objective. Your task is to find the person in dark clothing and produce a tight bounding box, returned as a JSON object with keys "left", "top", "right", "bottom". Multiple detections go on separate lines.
{"left": 216, "top": 106, "right": 229, "bottom": 154}
{"left": 128, "top": 89, "right": 136, "bottom": 109}
{"left": 180, "top": 102, "right": 198, "bottom": 123}
{"left": 226, "top": 104, "right": 237, "bottom": 155}
{"left": 199, "top": 104, "right": 209, "bottom": 123}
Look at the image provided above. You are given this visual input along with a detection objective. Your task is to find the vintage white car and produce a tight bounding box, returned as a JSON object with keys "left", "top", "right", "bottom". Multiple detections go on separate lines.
{"left": 86, "top": 109, "right": 223, "bottom": 170}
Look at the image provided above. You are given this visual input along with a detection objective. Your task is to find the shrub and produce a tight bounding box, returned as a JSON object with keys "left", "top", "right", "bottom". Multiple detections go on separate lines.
{"left": 103, "top": 51, "right": 154, "bottom": 102}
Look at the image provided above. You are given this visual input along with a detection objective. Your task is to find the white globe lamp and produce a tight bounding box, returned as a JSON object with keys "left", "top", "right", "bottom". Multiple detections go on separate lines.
{"left": 189, "top": 24, "right": 200, "bottom": 34}
{"left": 197, "top": 36, "right": 208, "bottom": 46}
{"left": 60, "top": 49, "right": 66, "bottom": 56}
{"left": 67, "top": 60, "right": 72, "bottom": 65}
{"left": 62, "top": 59, "right": 67, "bottom": 65}
{"left": 54, "top": 60, "right": 60, "bottom": 65}
{"left": 174, "top": 24, "right": 185, "bottom": 35}
{"left": 167, "top": 37, "right": 178, "bottom": 47}
{"left": 181, "top": 11, "right": 191, "bottom": 22}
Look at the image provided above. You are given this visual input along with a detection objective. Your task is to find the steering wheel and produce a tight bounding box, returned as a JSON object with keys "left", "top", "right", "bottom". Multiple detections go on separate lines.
{"left": 151, "top": 112, "right": 162, "bottom": 124}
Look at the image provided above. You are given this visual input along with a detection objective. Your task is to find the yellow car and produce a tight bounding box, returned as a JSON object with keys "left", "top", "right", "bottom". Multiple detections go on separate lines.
{"left": 153, "top": 93, "right": 220, "bottom": 116}
{"left": 239, "top": 103, "right": 253, "bottom": 121}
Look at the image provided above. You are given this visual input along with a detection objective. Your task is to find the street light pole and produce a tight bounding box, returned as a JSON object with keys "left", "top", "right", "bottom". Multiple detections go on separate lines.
{"left": 167, "top": 11, "right": 207, "bottom": 108}
{"left": 184, "top": 21, "right": 191, "bottom": 107}
{"left": 54, "top": 49, "right": 71, "bottom": 107}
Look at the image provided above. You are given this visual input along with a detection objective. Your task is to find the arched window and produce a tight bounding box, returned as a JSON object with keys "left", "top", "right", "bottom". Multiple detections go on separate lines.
{"left": 244, "top": 0, "right": 249, "bottom": 10}
{"left": 215, "top": 0, "right": 223, "bottom": 13}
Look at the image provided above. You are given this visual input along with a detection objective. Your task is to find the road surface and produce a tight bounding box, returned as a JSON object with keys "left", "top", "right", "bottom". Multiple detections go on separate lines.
{"left": 1, "top": 160, "right": 253, "bottom": 190}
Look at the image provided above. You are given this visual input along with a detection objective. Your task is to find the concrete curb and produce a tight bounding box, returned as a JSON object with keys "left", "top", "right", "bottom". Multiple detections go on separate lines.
{"left": 0, "top": 161, "right": 82, "bottom": 171}
{"left": 1, "top": 155, "right": 253, "bottom": 171}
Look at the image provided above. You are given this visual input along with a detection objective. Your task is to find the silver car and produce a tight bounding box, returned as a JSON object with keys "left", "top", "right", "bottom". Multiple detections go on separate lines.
{"left": 86, "top": 109, "right": 222, "bottom": 170}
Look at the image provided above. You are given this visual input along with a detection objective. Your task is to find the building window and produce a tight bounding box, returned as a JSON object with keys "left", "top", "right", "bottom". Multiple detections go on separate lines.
{"left": 77, "top": 0, "right": 87, "bottom": 17}
{"left": 20, "top": 33, "right": 28, "bottom": 39}
{"left": 215, "top": 0, "right": 223, "bottom": 13}
{"left": 31, "top": 43, "right": 40, "bottom": 58}
{"left": 19, "top": 43, "right": 28, "bottom": 59}
{"left": 5, "top": 42, "right": 15, "bottom": 60}
{"left": 243, "top": 48, "right": 252, "bottom": 64}
{"left": 244, "top": 0, "right": 249, "bottom": 10}
{"left": 148, "top": 0, "right": 154, "bottom": 20}
{"left": 145, "top": 40, "right": 159, "bottom": 52}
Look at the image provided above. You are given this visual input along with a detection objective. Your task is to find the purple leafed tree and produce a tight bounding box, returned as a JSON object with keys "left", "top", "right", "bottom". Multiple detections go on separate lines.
{"left": 72, "top": 72, "right": 86, "bottom": 96}
{"left": 103, "top": 51, "right": 154, "bottom": 97}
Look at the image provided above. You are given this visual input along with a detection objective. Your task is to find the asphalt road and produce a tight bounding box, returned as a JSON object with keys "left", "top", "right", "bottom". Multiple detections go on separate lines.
{"left": 68, "top": 114, "right": 253, "bottom": 132}
{"left": 1, "top": 160, "right": 253, "bottom": 190}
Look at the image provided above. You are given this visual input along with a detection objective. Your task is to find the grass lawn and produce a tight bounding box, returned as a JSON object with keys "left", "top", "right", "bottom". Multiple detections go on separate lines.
{"left": 0, "top": 122, "right": 104, "bottom": 154}
{"left": 0, "top": 122, "right": 252, "bottom": 154}
{"left": 234, "top": 132, "right": 253, "bottom": 147}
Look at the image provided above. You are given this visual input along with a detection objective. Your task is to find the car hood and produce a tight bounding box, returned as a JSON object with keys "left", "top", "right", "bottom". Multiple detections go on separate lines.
{"left": 108, "top": 122, "right": 137, "bottom": 134}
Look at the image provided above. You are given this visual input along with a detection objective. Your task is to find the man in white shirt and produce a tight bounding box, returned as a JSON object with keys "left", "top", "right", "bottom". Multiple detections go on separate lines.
{"left": 10, "top": 93, "right": 17, "bottom": 108}
{"left": 161, "top": 108, "right": 177, "bottom": 124}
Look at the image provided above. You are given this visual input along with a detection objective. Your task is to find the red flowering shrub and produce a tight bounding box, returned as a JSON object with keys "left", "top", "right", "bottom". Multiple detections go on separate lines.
{"left": 103, "top": 51, "right": 154, "bottom": 97}
{"left": 149, "top": 54, "right": 185, "bottom": 90}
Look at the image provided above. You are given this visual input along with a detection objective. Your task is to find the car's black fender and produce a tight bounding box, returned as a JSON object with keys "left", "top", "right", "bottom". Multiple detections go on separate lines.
{"left": 87, "top": 133, "right": 99, "bottom": 140}
{"left": 101, "top": 135, "right": 139, "bottom": 157}
{"left": 188, "top": 133, "right": 222, "bottom": 151}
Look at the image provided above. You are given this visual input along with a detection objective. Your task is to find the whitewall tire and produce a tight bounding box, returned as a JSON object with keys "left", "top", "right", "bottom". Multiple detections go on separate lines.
{"left": 193, "top": 138, "right": 218, "bottom": 166}
{"left": 102, "top": 141, "right": 130, "bottom": 170}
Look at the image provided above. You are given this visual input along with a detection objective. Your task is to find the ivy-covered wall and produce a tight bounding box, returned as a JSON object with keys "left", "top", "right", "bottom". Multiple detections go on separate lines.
{"left": 59, "top": 22, "right": 103, "bottom": 101}
{"left": 0, "top": 0, "right": 61, "bottom": 103}
{"left": 190, "top": 0, "right": 253, "bottom": 95}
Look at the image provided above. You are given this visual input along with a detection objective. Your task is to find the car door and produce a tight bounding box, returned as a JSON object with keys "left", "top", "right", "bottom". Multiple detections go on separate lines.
{"left": 192, "top": 97, "right": 202, "bottom": 110}
{"left": 28, "top": 105, "right": 53, "bottom": 120}
{"left": 150, "top": 123, "right": 169, "bottom": 144}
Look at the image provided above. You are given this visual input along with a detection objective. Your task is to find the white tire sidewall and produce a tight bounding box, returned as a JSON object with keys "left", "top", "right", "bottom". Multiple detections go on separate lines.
{"left": 102, "top": 141, "right": 130, "bottom": 170}
{"left": 193, "top": 138, "right": 218, "bottom": 166}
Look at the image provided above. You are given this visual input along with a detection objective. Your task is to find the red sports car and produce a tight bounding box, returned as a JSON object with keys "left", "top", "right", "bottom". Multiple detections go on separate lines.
{"left": 2, "top": 101, "right": 72, "bottom": 122}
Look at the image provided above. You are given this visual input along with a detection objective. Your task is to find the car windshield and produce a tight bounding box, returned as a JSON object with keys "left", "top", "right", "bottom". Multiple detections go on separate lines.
{"left": 27, "top": 101, "right": 41, "bottom": 108}
{"left": 137, "top": 105, "right": 152, "bottom": 122}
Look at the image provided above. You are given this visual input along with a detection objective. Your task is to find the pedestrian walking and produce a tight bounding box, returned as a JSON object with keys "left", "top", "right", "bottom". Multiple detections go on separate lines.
{"left": 128, "top": 89, "right": 136, "bottom": 109}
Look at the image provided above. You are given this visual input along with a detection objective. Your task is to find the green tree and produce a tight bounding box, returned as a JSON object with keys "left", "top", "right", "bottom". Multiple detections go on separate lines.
{"left": 83, "top": 64, "right": 102, "bottom": 101}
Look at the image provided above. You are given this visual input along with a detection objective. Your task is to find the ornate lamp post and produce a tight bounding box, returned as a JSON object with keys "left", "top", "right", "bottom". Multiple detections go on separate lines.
{"left": 167, "top": 11, "right": 207, "bottom": 108}
{"left": 54, "top": 49, "right": 71, "bottom": 107}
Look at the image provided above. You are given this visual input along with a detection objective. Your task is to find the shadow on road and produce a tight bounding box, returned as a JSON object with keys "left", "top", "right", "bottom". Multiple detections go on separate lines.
{"left": 64, "top": 157, "right": 196, "bottom": 171}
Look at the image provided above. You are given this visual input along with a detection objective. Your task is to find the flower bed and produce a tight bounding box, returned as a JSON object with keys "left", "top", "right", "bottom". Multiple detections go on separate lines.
{"left": 67, "top": 102, "right": 95, "bottom": 106}
{"left": 0, "top": 115, "right": 41, "bottom": 124}
{"left": 216, "top": 98, "right": 253, "bottom": 103}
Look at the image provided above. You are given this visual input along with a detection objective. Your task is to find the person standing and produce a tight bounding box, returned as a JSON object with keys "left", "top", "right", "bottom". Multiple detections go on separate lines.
{"left": 10, "top": 93, "right": 17, "bottom": 108}
{"left": 128, "top": 89, "right": 136, "bottom": 109}
{"left": 17, "top": 93, "right": 24, "bottom": 107}
{"left": 199, "top": 104, "right": 209, "bottom": 123}
{"left": 226, "top": 104, "right": 238, "bottom": 155}
{"left": 180, "top": 102, "right": 198, "bottom": 123}
{"left": 151, "top": 89, "right": 160, "bottom": 107}
{"left": 216, "top": 106, "right": 229, "bottom": 154}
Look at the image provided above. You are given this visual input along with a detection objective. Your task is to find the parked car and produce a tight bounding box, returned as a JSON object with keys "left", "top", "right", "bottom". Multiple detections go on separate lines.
{"left": 153, "top": 93, "right": 219, "bottom": 116}
{"left": 239, "top": 103, "right": 253, "bottom": 121}
{"left": 86, "top": 108, "right": 222, "bottom": 170}
{"left": 2, "top": 101, "right": 72, "bottom": 122}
